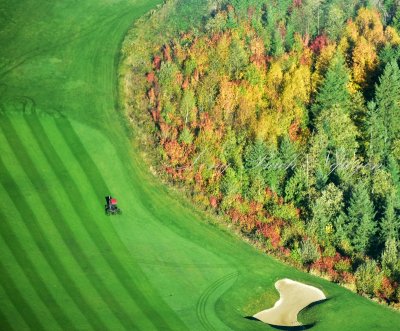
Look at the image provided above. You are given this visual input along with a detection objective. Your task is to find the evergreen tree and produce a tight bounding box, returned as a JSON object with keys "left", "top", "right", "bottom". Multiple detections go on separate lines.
{"left": 369, "top": 60, "right": 400, "bottom": 163}
{"left": 311, "top": 54, "right": 350, "bottom": 121}
{"left": 278, "top": 135, "right": 298, "bottom": 179}
{"left": 221, "top": 167, "right": 241, "bottom": 197}
{"left": 388, "top": 155, "right": 400, "bottom": 207}
{"left": 350, "top": 91, "right": 368, "bottom": 155}
{"left": 312, "top": 54, "right": 359, "bottom": 161}
{"left": 307, "top": 132, "right": 331, "bottom": 192}
{"left": 381, "top": 238, "right": 399, "bottom": 278}
{"left": 377, "top": 61, "right": 400, "bottom": 142}
{"left": 244, "top": 139, "right": 267, "bottom": 178}
{"left": 263, "top": 146, "right": 286, "bottom": 195}
{"left": 333, "top": 211, "right": 351, "bottom": 253}
{"left": 380, "top": 193, "right": 400, "bottom": 242}
{"left": 367, "top": 101, "right": 387, "bottom": 165}
{"left": 285, "top": 167, "right": 309, "bottom": 208}
{"left": 347, "top": 181, "right": 377, "bottom": 254}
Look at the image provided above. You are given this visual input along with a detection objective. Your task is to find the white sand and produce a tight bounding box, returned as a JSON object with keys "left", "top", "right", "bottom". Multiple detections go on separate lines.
{"left": 253, "top": 278, "right": 326, "bottom": 326}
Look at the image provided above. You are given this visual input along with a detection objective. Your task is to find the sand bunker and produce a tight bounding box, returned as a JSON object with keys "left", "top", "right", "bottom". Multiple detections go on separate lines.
{"left": 253, "top": 278, "right": 326, "bottom": 327}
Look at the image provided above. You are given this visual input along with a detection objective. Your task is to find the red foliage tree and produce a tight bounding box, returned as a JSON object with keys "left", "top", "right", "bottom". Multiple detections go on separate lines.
{"left": 153, "top": 55, "right": 162, "bottom": 69}
{"left": 310, "top": 35, "right": 329, "bottom": 55}
{"left": 146, "top": 71, "right": 156, "bottom": 83}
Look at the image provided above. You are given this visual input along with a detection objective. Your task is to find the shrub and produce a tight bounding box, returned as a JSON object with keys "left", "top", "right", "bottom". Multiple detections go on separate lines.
{"left": 355, "top": 260, "right": 383, "bottom": 297}
{"left": 300, "top": 238, "right": 320, "bottom": 268}
{"left": 377, "top": 276, "right": 397, "bottom": 302}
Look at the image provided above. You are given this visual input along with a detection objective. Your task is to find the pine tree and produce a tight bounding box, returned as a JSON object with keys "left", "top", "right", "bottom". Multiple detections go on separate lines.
{"left": 333, "top": 211, "right": 351, "bottom": 253}
{"left": 378, "top": 61, "right": 400, "bottom": 141}
{"left": 381, "top": 238, "right": 399, "bottom": 278}
{"left": 285, "top": 167, "right": 308, "bottom": 208}
{"left": 380, "top": 193, "right": 400, "bottom": 243}
{"left": 312, "top": 54, "right": 358, "bottom": 160}
{"left": 311, "top": 54, "right": 350, "bottom": 121}
{"left": 370, "top": 60, "right": 400, "bottom": 163}
{"left": 366, "top": 101, "right": 387, "bottom": 165}
{"left": 388, "top": 155, "right": 400, "bottom": 207}
{"left": 244, "top": 139, "right": 267, "bottom": 177}
{"left": 347, "top": 181, "right": 377, "bottom": 254}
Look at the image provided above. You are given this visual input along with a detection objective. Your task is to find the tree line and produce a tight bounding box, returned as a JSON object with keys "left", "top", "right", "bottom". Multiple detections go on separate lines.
{"left": 132, "top": 0, "right": 400, "bottom": 306}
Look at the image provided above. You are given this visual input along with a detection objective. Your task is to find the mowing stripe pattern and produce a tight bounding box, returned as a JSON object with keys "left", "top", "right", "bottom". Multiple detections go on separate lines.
{"left": 0, "top": 114, "right": 187, "bottom": 330}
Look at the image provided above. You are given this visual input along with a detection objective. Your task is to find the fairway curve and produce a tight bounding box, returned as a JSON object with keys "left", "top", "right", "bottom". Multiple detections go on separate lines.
{"left": 196, "top": 271, "right": 239, "bottom": 331}
{"left": 253, "top": 279, "right": 326, "bottom": 327}
{"left": 1, "top": 1, "right": 400, "bottom": 330}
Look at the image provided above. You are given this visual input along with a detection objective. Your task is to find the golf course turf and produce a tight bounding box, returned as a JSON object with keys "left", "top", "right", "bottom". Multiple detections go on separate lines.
{"left": 1, "top": 0, "right": 400, "bottom": 330}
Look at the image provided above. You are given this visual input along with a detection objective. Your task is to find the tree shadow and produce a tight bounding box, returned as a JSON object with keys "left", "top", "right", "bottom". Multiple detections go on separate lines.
{"left": 245, "top": 296, "right": 332, "bottom": 330}
{"left": 244, "top": 317, "right": 315, "bottom": 331}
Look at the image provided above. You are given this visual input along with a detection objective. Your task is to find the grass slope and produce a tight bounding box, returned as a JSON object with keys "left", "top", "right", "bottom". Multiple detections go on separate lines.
{"left": 0, "top": 0, "right": 399, "bottom": 330}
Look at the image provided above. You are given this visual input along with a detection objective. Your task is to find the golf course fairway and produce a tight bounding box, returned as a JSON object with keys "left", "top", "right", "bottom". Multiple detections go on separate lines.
{"left": 1, "top": 1, "right": 400, "bottom": 330}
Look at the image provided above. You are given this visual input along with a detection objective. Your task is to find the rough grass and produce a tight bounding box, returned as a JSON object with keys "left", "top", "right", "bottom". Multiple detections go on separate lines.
{"left": 0, "top": 0, "right": 400, "bottom": 330}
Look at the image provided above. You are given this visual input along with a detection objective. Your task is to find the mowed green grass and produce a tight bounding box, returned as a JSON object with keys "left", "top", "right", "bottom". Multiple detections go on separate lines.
{"left": 1, "top": 1, "right": 400, "bottom": 330}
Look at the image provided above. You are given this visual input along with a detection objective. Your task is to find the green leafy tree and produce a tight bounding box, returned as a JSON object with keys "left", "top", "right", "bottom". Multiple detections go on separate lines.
{"left": 222, "top": 129, "right": 245, "bottom": 171}
{"left": 227, "top": 38, "right": 248, "bottom": 80}
{"left": 205, "top": 11, "right": 227, "bottom": 34}
{"left": 196, "top": 76, "right": 218, "bottom": 113}
{"left": 315, "top": 108, "right": 359, "bottom": 159}
{"left": 310, "top": 183, "right": 344, "bottom": 243}
{"left": 179, "top": 127, "right": 194, "bottom": 144}
{"left": 288, "top": 0, "right": 323, "bottom": 38}
{"left": 221, "top": 167, "right": 241, "bottom": 197}
{"left": 158, "top": 62, "right": 180, "bottom": 101}
{"left": 300, "top": 238, "right": 320, "bottom": 270}
{"left": 355, "top": 259, "right": 383, "bottom": 297}
{"left": 371, "top": 168, "right": 395, "bottom": 208}
{"left": 183, "top": 57, "right": 197, "bottom": 77}
{"left": 180, "top": 89, "right": 196, "bottom": 123}
{"left": 325, "top": 4, "right": 346, "bottom": 40}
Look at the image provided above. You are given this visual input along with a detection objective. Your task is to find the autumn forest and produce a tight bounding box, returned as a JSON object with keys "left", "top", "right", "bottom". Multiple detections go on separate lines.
{"left": 127, "top": 0, "right": 400, "bottom": 306}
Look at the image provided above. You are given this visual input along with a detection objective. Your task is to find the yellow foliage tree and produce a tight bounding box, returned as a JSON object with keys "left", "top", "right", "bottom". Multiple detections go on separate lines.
{"left": 352, "top": 36, "right": 378, "bottom": 88}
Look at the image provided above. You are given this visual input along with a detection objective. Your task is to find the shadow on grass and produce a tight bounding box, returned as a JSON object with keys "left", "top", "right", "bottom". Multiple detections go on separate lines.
{"left": 245, "top": 297, "right": 332, "bottom": 330}
{"left": 244, "top": 317, "right": 315, "bottom": 330}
